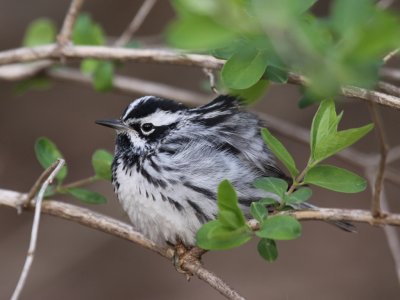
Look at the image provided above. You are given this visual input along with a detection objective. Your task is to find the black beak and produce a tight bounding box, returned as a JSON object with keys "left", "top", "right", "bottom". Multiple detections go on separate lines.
{"left": 95, "top": 119, "right": 129, "bottom": 130}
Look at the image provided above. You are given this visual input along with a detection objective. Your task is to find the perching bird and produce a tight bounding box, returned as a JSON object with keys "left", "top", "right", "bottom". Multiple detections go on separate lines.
{"left": 96, "top": 95, "right": 354, "bottom": 247}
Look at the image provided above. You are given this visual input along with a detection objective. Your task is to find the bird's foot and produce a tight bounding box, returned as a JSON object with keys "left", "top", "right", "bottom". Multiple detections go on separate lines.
{"left": 172, "top": 242, "right": 193, "bottom": 280}
{"left": 170, "top": 242, "right": 206, "bottom": 281}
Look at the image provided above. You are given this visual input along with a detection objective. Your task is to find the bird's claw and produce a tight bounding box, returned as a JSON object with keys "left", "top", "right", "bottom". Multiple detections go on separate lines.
{"left": 172, "top": 242, "right": 194, "bottom": 280}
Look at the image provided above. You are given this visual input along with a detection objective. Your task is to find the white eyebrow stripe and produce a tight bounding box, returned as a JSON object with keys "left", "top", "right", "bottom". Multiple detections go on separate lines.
{"left": 122, "top": 96, "right": 153, "bottom": 120}
{"left": 139, "top": 110, "right": 182, "bottom": 126}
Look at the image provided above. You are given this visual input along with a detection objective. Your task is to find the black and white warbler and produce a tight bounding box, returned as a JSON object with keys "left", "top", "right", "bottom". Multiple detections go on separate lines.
{"left": 96, "top": 95, "right": 353, "bottom": 246}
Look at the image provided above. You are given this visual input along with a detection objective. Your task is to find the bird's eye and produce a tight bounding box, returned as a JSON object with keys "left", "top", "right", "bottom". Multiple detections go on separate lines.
{"left": 141, "top": 123, "right": 155, "bottom": 134}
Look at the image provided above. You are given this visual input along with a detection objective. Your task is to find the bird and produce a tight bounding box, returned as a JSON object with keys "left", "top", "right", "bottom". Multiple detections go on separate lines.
{"left": 96, "top": 95, "right": 354, "bottom": 247}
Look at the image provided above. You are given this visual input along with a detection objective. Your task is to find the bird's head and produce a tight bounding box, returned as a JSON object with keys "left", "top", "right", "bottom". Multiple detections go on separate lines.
{"left": 96, "top": 96, "right": 188, "bottom": 154}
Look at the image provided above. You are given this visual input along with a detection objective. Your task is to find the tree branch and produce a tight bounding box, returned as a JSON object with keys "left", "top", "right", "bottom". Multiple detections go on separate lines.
{"left": 0, "top": 45, "right": 224, "bottom": 69}
{"left": 247, "top": 208, "right": 400, "bottom": 229}
{"left": 114, "top": 0, "right": 157, "bottom": 47}
{"left": 378, "top": 81, "right": 400, "bottom": 98}
{"left": 0, "top": 45, "right": 400, "bottom": 110}
{"left": 0, "top": 188, "right": 246, "bottom": 300}
{"left": 2, "top": 187, "right": 400, "bottom": 298}
{"left": 57, "top": 0, "right": 85, "bottom": 46}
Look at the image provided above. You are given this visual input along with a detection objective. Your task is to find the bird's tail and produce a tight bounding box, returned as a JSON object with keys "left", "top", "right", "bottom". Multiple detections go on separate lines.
{"left": 298, "top": 202, "right": 357, "bottom": 233}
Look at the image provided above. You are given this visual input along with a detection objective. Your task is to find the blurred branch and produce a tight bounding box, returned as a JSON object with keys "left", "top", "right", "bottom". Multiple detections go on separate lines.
{"left": 378, "top": 0, "right": 395, "bottom": 9}
{"left": 1, "top": 60, "right": 399, "bottom": 188}
{"left": 387, "top": 146, "right": 400, "bottom": 164}
{"left": 114, "top": 0, "right": 157, "bottom": 47}
{"left": 0, "top": 60, "right": 53, "bottom": 81}
{"left": 367, "top": 103, "right": 389, "bottom": 217}
{"left": 380, "top": 68, "right": 400, "bottom": 81}
{"left": 380, "top": 190, "right": 400, "bottom": 285}
{"left": 383, "top": 49, "right": 399, "bottom": 63}
{"left": 377, "top": 81, "right": 400, "bottom": 98}
{"left": 57, "top": 0, "right": 85, "bottom": 46}
{"left": 47, "top": 67, "right": 212, "bottom": 103}
{"left": 0, "top": 188, "right": 245, "bottom": 300}
{"left": 11, "top": 159, "right": 65, "bottom": 300}
{"left": 0, "top": 45, "right": 400, "bottom": 110}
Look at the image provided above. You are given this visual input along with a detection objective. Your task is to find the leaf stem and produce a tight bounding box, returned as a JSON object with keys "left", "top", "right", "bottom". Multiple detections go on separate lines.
{"left": 287, "top": 166, "right": 309, "bottom": 195}
{"left": 59, "top": 176, "right": 97, "bottom": 191}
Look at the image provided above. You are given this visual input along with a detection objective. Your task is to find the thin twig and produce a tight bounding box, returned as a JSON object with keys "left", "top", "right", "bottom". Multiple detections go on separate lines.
{"left": 57, "top": 0, "right": 85, "bottom": 46}
{"left": 380, "top": 190, "right": 400, "bottom": 285}
{"left": 26, "top": 160, "right": 65, "bottom": 203}
{"left": 380, "top": 68, "right": 400, "bottom": 81}
{"left": 0, "top": 60, "right": 53, "bottom": 81}
{"left": 60, "top": 176, "right": 96, "bottom": 190}
{"left": 340, "top": 85, "right": 400, "bottom": 111}
{"left": 383, "top": 49, "right": 399, "bottom": 63}
{"left": 387, "top": 146, "right": 400, "bottom": 163}
{"left": 184, "top": 263, "right": 245, "bottom": 300}
{"left": 368, "top": 103, "right": 389, "bottom": 217}
{"left": 202, "top": 68, "right": 219, "bottom": 94}
{"left": 11, "top": 159, "right": 65, "bottom": 300}
{"left": 0, "top": 188, "right": 245, "bottom": 300}
{"left": 114, "top": 0, "right": 157, "bottom": 47}
{"left": 377, "top": 81, "right": 400, "bottom": 98}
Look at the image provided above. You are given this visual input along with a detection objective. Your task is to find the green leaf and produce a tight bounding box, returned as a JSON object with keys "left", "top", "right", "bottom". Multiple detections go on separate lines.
{"left": 304, "top": 164, "right": 367, "bottom": 193}
{"left": 260, "top": 198, "right": 277, "bottom": 206}
{"left": 196, "top": 220, "right": 252, "bottom": 250}
{"left": 23, "top": 18, "right": 56, "bottom": 47}
{"left": 313, "top": 123, "right": 374, "bottom": 162}
{"left": 331, "top": 0, "right": 374, "bottom": 35}
{"left": 310, "top": 99, "right": 337, "bottom": 156}
{"left": 285, "top": 187, "right": 312, "bottom": 205}
{"left": 14, "top": 77, "right": 51, "bottom": 95}
{"left": 72, "top": 13, "right": 105, "bottom": 45}
{"left": 93, "top": 61, "right": 114, "bottom": 92}
{"left": 230, "top": 79, "right": 269, "bottom": 105}
{"left": 256, "top": 215, "right": 302, "bottom": 240}
{"left": 250, "top": 202, "right": 268, "bottom": 222}
{"left": 167, "top": 15, "right": 235, "bottom": 50}
{"left": 257, "top": 238, "right": 278, "bottom": 262}
{"left": 261, "top": 128, "right": 299, "bottom": 178}
{"left": 92, "top": 149, "right": 113, "bottom": 180}
{"left": 253, "top": 177, "right": 288, "bottom": 198}
{"left": 222, "top": 48, "right": 269, "bottom": 89}
{"left": 34, "top": 137, "right": 67, "bottom": 182}
{"left": 44, "top": 185, "right": 55, "bottom": 198}
{"left": 217, "top": 180, "right": 247, "bottom": 228}
{"left": 296, "top": 0, "right": 318, "bottom": 13}
{"left": 298, "top": 94, "right": 319, "bottom": 109}
{"left": 212, "top": 39, "right": 244, "bottom": 59}
{"left": 264, "top": 65, "right": 288, "bottom": 83}
{"left": 66, "top": 188, "right": 107, "bottom": 204}
{"left": 81, "top": 59, "right": 100, "bottom": 74}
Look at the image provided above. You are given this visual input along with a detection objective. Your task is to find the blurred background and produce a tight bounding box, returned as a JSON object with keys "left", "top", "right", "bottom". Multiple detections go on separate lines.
{"left": 0, "top": 0, "right": 399, "bottom": 299}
